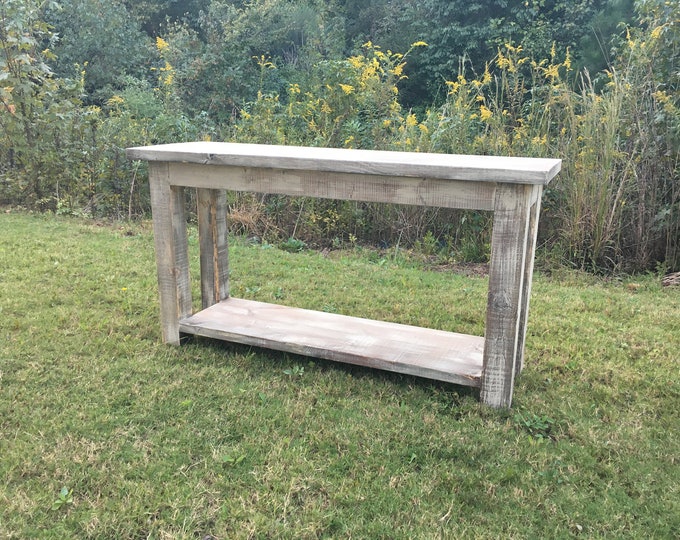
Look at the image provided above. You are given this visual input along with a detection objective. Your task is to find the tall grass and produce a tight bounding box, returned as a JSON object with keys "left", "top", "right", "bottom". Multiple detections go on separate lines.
{"left": 221, "top": 25, "right": 679, "bottom": 272}
{"left": 1, "top": 6, "right": 677, "bottom": 272}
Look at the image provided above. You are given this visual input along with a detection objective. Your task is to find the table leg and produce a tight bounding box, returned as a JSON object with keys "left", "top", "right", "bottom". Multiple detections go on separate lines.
{"left": 481, "top": 183, "right": 532, "bottom": 407}
{"left": 515, "top": 185, "right": 543, "bottom": 376}
{"left": 197, "top": 188, "right": 230, "bottom": 309}
{"left": 149, "top": 162, "right": 191, "bottom": 345}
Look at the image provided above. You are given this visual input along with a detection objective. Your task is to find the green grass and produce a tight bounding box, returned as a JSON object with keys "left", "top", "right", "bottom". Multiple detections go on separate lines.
{"left": 0, "top": 212, "right": 678, "bottom": 539}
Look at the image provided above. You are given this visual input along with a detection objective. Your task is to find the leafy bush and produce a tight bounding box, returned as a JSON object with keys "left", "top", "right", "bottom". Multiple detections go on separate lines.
{"left": 1, "top": 0, "right": 677, "bottom": 272}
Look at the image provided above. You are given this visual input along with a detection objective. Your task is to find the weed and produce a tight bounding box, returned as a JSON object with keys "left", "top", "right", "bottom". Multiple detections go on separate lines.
{"left": 513, "top": 411, "right": 556, "bottom": 440}
{"left": 221, "top": 454, "right": 246, "bottom": 467}
{"left": 283, "top": 365, "right": 305, "bottom": 377}
{"left": 279, "top": 237, "right": 306, "bottom": 253}
{"left": 51, "top": 487, "right": 73, "bottom": 511}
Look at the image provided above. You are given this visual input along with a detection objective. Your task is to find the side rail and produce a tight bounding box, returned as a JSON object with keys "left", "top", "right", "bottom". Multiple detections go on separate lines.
{"left": 127, "top": 142, "right": 561, "bottom": 408}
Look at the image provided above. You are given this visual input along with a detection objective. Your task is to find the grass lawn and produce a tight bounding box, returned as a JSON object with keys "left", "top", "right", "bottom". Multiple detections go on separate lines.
{"left": 1, "top": 211, "right": 678, "bottom": 539}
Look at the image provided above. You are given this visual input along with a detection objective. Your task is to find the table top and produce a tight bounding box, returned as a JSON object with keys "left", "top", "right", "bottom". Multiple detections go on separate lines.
{"left": 127, "top": 142, "right": 561, "bottom": 185}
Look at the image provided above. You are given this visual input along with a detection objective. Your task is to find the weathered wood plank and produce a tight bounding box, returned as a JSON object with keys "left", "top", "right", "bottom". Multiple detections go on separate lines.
{"left": 515, "top": 186, "right": 543, "bottom": 376}
{"left": 197, "top": 188, "right": 229, "bottom": 309}
{"left": 179, "top": 298, "right": 484, "bottom": 387}
{"left": 480, "top": 183, "right": 532, "bottom": 407}
{"left": 148, "top": 163, "right": 191, "bottom": 344}
{"left": 169, "top": 163, "right": 496, "bottom": 211}
{"left": 127, "top": 142, "right": 562, "bottom": 185}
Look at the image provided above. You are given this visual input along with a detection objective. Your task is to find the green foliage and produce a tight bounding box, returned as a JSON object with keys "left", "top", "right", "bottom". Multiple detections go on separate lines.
{"left": 0, "top": 0, "right": 677, "bottom": 272}
{"left": 51, "top": 487, "right": 73, "bottom": 511}
{"left": 0, "top": 0, "right": 85, "bottom": 209}
{"left": 513, "top": 411, "right": 556, "bottom": 440}
{"left": 279, "top": 237, "right": 307, "bottom": 253}
{"left": 46, "top": 0, "right": 150, "bottom": 103}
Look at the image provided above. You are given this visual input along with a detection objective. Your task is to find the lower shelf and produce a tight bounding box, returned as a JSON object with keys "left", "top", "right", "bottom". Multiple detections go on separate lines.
{"left": 179, "top": 297, "right": 484, "bottom": 387}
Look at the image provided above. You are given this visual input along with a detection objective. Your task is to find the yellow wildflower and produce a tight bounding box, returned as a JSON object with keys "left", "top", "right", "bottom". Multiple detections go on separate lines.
{"left": 479, "top": 105, "right": 493, "bottom": 122}
{"left": 445, "top": 80, "right": 460, "bottom": 94}
{"left": 482, "top": 63, "right": 492, "bottom": 84}
{"left": 563, "top": 48, "right": 572, "bottom": 71}
{"left": 348, "top": 56, "right": 364, "bottom": 69}
{"left": 405, "top": 113, "right": 418, "bottom": 127}
{"left": 391, "top": 63, "right": 405, "bottom": 77}
{"left": 339, "top": 84, "right": 355, "bottom": 95}
{"left": 411, "top": 41, "right": 428, "bottom": 48}
{"left": 107, "top": 95, "right": 124, "bottom": 106}
{"left": 543, "top": 64, "right": 560, "bottom": 79}
{"left": 496, "top": 49, "right": 510, "bottom": 70}
{"left": 156, "top": 37, "right": 169, "bottom": 52}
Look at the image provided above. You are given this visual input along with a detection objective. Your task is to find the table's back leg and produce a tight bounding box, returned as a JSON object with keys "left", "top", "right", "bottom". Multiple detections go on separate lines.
{"left": 197, "top": 188, "right": 230, "bottom": 309}
{"left": 515, "top": 185, "right": 543, "bottom": 376}
{"left": 481, "top": 183, "right": 532, "bottom": 408}
{"left": 149, "top": 163, "right": 192, "bottom": 345}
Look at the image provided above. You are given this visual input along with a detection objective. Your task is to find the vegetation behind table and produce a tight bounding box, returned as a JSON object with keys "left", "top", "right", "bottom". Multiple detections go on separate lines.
{"left": 0, "top": 0, "right": 678, "bottom": 273}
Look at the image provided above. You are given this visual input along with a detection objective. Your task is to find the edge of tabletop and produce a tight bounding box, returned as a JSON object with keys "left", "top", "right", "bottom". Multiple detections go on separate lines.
{"left": 126, "top": 142, "right": 562, "bottom": 185}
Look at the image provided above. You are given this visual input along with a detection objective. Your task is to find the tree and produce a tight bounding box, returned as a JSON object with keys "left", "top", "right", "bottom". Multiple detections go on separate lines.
{"left": 46, "top": 0, "right": 150, "bottom": 103}
{"left": 0, "top": 0, "right": 87, "bottom": 208}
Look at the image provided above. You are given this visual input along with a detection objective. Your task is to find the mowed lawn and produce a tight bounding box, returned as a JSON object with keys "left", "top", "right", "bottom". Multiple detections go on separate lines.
{"left": 0, "top": 211, "right": 678, "bottom": 539}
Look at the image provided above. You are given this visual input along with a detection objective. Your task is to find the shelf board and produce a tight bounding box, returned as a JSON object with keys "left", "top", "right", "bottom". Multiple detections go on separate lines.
{"left": 179, "top": 298, "right": 484, "bottom": 387}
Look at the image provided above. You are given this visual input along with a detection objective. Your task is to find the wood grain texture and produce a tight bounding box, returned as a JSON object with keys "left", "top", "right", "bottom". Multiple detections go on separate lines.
{"left": 515, "top": 186, "right": 543, "bottom": 376}
{"left": 480, "top": 183, "right": 532, "bottom": 408}
{"left": 127, "top": 142, "right": 561, "bottom": 185}
{"left": 169, "top": 163, "right": 496, "bottom": 210}
{"left": 148, "top": 163, "right": 191, "bottom": 345}
{"left": 179, "top": 298, "right": 484, "bottom": 387}
{"left": 197, "top": 188, "right": 229, "bottom": 309}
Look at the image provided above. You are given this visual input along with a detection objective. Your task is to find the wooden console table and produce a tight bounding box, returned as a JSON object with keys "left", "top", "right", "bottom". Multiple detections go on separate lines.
{"left": 126, "top": 142, "right": 560, "bottom": 408}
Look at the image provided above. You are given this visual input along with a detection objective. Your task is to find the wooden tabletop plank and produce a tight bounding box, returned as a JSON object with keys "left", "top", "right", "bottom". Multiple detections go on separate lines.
{"left": 179, "top": 298, "right": 484, "bottom": 387}
{"left": 127, "top": 142, "right": 561, "bottom": 185}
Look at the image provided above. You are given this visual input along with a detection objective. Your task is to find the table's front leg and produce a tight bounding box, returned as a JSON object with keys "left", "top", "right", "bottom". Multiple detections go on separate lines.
{"left": 481, "top": 183, "right": 533, "bottom": 407}
{"left": 149, "top": 162, "right": 192, "bottom": 345}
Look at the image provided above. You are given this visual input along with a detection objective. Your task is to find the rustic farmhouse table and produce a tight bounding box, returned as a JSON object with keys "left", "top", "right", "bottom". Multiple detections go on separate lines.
{"left": 127, "top": 142, "right": 560, "bottom": 408}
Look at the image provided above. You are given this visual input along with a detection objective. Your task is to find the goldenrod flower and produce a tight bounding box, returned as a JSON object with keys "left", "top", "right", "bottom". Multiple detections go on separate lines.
{"left": 563, "top": 48, "right": 572, "bottom": 71}
{"left": 339, "top": 84, "right": 354, "bottom": 95}
{"left": 479, "top": 105, "right": 493, "bottom": 122}
{"left": 107, "top": 95, "right": 124, "bottom": 106}
{"left": 156, "top": 37, "right": 169, "bottom": 52}
{"left": 482, "top": 63, "right": 492, "bottom": 85}
{"left": 543, "top": 64, "right": 560, "bottom": 79}
{"left": 348, "top": 56, "right": 364, "bottom": 69}
{"left": 391, "top": 63, "right": 405, "bottom": 77}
